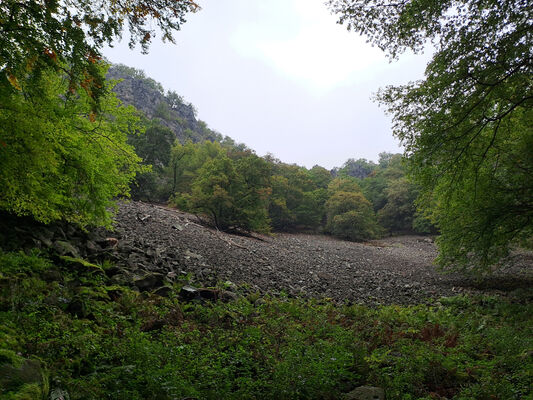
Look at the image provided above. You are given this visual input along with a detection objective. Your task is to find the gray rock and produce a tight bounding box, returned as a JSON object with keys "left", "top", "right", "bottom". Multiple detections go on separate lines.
{"left": 184, "top": 250, "right": 202, "bottom": 260}
{"left": 50, "top": 388, "right": 70, "bottom": 400}
{"left": 53, "top": 240, "right": 79, "bottom": 258}
{"left": 179, "top": 285, "right": 200, "bottom": 301}
{"left": 85, "top": 240, "right": 100, "bottom": 254}
{"left": 34, "top": 227, "right": 55, "bottom": 248}
{"left": 344, "top": 386, "right": 384, "bottom": 400}
{"left": 55, "top": 226, "right": 66, "bottom": 240}
{"left": 111, "top": 272, "right": 133, "bottom": 286}
{"left": 154, "top": 286, "right": 173, "bottom": 297}
{"left": 134, "top": 273, "right": 165, "bottom": 291}
{"left": 198, "top": 288, "right": 218, "bottom": 301}
{"left": 42, "top": 269, "right": 63, "bottom": 282}
{"left": 0, "top": 356, "right": 48, "bottom": 398}
{"left": 220, "top": 290, "right": 238, "bottom": 302}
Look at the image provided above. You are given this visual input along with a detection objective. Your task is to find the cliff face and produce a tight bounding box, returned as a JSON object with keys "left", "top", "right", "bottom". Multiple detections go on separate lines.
{"left": 108, "top": 64, "right": 222, "bottom": 144}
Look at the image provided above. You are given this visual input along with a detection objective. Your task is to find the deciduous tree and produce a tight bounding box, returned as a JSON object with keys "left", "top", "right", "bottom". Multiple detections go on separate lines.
{"left": 1, "top": 0, "right": 198, "bottom": 107}
{"left": 329, "top": 0, "right": 532, "bottom": 271}
{"left": 0, "top": 66, "right": 145, "bottom": 226}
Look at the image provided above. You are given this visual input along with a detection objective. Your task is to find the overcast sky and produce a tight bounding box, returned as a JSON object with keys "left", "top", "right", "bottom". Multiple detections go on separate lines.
{"left": 103, "top": 0, "right": 430, "bottom": 169}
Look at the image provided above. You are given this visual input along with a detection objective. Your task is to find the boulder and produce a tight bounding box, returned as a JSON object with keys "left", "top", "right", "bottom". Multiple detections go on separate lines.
{"left": 179, "top": 285, "right": 201, "bottom": 301}
{"left": 220, "top": 290, "right": 239, "bottom": 302}
{"left": 33, "top": 227, "right": 55, "bottom": 248}
{"left": 344, "top": 386, "right": 384, "bottom": 400}
{"left": 0, "top": 351, "right": 48, "bottom": 399}
{"left": 134, "top": 273, "right": 165, "bottom": 291}
{"left": 178, "top": 285, "right": 237, "bottom": 303}
{"left": 154, "top": 286, "right": 173, "bottom": 297}
{"left": 198, "top": 288, "right": 218, "bottom": 301}
{"left": 53, "top": 240, "right": 79, "bottom": 258}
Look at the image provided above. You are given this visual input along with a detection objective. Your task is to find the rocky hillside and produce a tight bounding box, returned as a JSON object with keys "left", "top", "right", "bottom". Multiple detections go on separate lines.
{"left": 108, "top": 64, "right": 224, "bottom": 144}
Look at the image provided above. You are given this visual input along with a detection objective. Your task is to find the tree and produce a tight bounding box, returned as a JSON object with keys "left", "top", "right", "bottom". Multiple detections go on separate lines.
{"left": 268, "top": 175, "right": 294, "bottom": 230}
{"left": 329, "top": 0, "right": 532, "bottom": 271}
{"left": 128, "top": 120, "right": 176, "bottom": 202}
{"left": 0, "top": 0, "right": 196, "bottom": 227}
{"left": 325, "top": 192, "right": 380, "bottom": 241}
{"left": 377, "top": 177, "right": 418, "bottom": 233}
{"left": 1, "top": 0, "right": 198, "bottom": 109}
{"left": 308, "top": 165, "right": 334, "bottom": 189}
{"left": 186, "top": 155, "right": 271, "bottom": 233}
{"left": 338, "top": 158, "right": 376, "bottom": 179}
{"left": 325, "top": 178, "right": 381, "bottom": 241}
{"left": 0, "top": 66, "right": 144, "bottom": 227}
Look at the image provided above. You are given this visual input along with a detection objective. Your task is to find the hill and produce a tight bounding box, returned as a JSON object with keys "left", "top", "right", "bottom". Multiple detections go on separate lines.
{"left": 108, "top": 64, "right": 224, "bottom": 144}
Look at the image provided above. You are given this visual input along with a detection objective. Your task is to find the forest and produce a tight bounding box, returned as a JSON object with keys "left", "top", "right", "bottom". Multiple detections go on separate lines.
{"left": 0, "top": 0, "right": 531, "bottom": 399}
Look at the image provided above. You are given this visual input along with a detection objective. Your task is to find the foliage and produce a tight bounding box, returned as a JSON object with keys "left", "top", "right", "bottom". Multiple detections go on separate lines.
{"left": 377, "top": 177, "right": 418, "bottom": 233}
{"left": 337, "top": 158, "right": 377, "bottom": 179}
{"left": 327, "top": 177, "right": 362, "bottom": 195}
{"left": 187, "top": 155, "right": 272, "bottom": 233}
{"left": 1, "top": 250, "right": 532, "bottom": 399}
{"left": 329, "top": 0, "right": 532, "bottom": 270}
{"left": 170, "top": 141, "right": 272, "bottom": 233}
{"left": 268, "top": 161, "right": 331, "bottom": 231}
{"left": 169, "top": 140, "right": 226, "bottom": 195}
{"left": 129, "top": 120, "right": 175, "bottom": 169}
{"left": 0, "top": 0, "right": 198, "bottom": 109}
{"left": 325, "top": 179, "right": 381, "bottom": 241}
{"left": 0, "top": 65, "right": 145, "bottom": 227}
{"left": 128, "top": 120, "right": 176, "bottom": 202}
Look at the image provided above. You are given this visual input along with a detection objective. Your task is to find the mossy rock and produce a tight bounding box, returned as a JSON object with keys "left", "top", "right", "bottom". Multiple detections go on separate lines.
{"left": 0, "top": 351, "right": 48, "bottom": 399}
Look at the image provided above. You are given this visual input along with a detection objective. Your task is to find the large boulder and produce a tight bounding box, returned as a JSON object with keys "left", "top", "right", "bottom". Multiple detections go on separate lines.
{"left": 134, "top": 273, "right": 166, "bottom": 292}
{"left": 0, "top": 350, "right": 48, "bottom": 399}
{"left": 344, "top": 386, "right": 384, "bottom": 400}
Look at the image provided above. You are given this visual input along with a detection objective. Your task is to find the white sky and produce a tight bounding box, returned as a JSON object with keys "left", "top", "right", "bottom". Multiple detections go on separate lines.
{"left": 103, "top": 0, "right": 430, "bottom": 169}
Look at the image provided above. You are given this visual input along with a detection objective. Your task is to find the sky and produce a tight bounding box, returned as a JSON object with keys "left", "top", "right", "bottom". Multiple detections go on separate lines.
{"left": 103, "top": 0, "right": 431, "bottom": 169}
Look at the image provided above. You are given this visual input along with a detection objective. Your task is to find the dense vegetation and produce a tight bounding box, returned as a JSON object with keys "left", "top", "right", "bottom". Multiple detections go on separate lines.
{"left": 0, "top": 64, "right": 146, "bottom": 227}
{"left": 119, "top": 85, "right": 431, "bottom": 240}
{"left": 1, "top": 1, "right": 531, "bottom": 399}
{"left": 0, "top": 0, "right": 196, "bottom": 227}
{"left": 1, "top": 250, "right": 531, "bottom": 399}
{"left": 328, "top": 0, "right": 532, "bottom": 272}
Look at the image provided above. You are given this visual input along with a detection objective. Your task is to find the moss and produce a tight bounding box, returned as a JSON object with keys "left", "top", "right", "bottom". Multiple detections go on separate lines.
{"left": 0, "top": 349, "right": 23, "bottom": 368}
{"left": 0, "top": 329, "right": 19, "bottom": 351}
{"left": 5, "top": 383, "right": 45, "bottom": 400}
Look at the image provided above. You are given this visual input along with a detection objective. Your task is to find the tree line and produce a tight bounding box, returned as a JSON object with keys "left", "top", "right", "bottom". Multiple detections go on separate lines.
{"left": 127, "top": 122, "right": 433, "bottom": 240}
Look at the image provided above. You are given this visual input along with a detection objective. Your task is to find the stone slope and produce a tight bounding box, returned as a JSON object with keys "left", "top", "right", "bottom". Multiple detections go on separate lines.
{"left": 3, "top": 201, "right": 531, "bottom": 304}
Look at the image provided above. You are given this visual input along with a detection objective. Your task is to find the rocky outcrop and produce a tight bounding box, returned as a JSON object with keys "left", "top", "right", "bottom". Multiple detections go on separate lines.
{"left": 107, "top": 64, "right": 222, "bottom": 144}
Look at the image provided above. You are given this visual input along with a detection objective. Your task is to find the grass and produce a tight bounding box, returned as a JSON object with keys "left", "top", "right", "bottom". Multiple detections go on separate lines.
{"left": 0, "top": 250, "right": 532, "bottom": 399}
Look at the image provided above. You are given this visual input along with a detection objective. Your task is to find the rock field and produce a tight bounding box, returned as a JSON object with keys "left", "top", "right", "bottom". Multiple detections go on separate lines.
{"left": 2, "top": 201, "right": 532, "bottom": 304}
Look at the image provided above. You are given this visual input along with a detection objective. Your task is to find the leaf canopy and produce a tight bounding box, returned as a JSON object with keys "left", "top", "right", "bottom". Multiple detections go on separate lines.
{"left": 329, "top": 0, "right": 532, "bottom": 270}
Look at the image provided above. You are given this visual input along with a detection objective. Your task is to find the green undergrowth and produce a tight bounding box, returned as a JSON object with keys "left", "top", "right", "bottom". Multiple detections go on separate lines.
{"left": 0, "top": 250, "right": 532, "bottom": 399}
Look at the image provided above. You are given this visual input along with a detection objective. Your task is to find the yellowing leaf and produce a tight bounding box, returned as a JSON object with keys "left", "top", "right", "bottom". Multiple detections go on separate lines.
{"left": 7, "top": 73, "right": 21, "bottom": 90}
